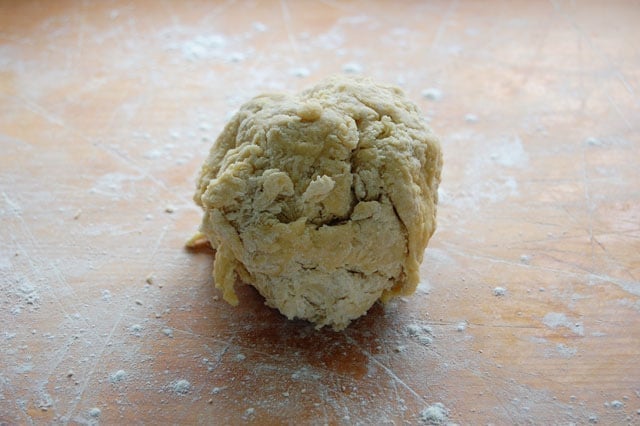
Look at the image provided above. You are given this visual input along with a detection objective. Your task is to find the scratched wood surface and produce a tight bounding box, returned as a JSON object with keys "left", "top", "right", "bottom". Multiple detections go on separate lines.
{"left": 1, "top": 0, "right": 640, "bottom": 424}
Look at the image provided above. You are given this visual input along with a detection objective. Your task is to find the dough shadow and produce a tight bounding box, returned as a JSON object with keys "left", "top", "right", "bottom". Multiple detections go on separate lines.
{"left": 219, "top": 283, "right": 404, "bottom": 381}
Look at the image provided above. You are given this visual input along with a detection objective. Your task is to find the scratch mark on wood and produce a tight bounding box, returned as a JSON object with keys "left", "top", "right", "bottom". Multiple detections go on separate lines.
{"left": 149, "top": 225, "right": 169, "bottom": 262}
{"left": 430, "top": 0, "right": 458, "bottom": 52}
{"left": 344, "top": 335, "right": 426, "bottom": 404}
{"left": 65, "top": 311, "right": 125, "bottom": 420}
{"left": 280, "top": 0, "right": 299, "bottom": 57}
{"left": 549, "top": 0, "right": 635, "bottom": 131}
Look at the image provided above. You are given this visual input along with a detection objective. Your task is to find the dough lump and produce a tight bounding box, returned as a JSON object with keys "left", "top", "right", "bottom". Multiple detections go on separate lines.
{"left": 193, "top": 76, "right": 442, "bottom": 330}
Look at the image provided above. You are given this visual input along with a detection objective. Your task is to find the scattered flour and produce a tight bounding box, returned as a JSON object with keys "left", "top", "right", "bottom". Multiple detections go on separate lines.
{"left": 420, "top": 402, "right": 449, "bottom": 425}
{"left": 179, "top": 34, "right": 227, "bottom": 61}
{"left": 289, "top": 67, "right": 310, "bottom": 78}
{"left": 88, "top": 407, "right": 101, "bottom": 418}
{"left": 16, "top": 281, "right": 39, "bottom": 306}
{"left": 243, "top": 407, "right": 256, "bottom": 418}
{"left": 342, "top": 62, "right": 363, "bottom": 74}
{"left": 252, "top": 22, "right": 268, "bottom": 32}
{"left": 456, "top": 321, "right": 467, "bottom": 332}
{"left": 421, "top": 88, "right": 443, "bottom": 101}
{"left": 520, "top": 254, "right": 531, "bottom": 264}
{"left": 161, "top": 327, "right": 174, "bottom": 338}
{"left": 171, "top": 379, "right": 191, "bottom": 395}
{"left": 464, "top": 113, "right": 478, "bottom": 123}
{"left": 227, "top": 52, "right": 246, "bottom": 63}
{"left": 608, "top": 400, "right": 624, "bottom": 409}
{"left": 0, "top": 255, "right": 11, "bottom": 270}
{"left": 493, "top": 287, "right": 507, "bottom": 296}
{"left": 417, "top": 279, "right": 431, "bottom": 295}
{"left": 405, "top": 324, "right": 434, "bottom": 345}
{"left": 542, "top": 312, "right": 585, "bottom": 336}
{"left": 489, "top": 135, "right": 529, "bottom": 168}
{"left": 37, "top": 391, "right": 53, "bottom": 411}
{"left": 546, "top": 343, "right": 577, "bottom": 358}
{"left": 109, "top": 370, "right": 127, "bottom": 383}
{"left": 129, "top": 324, "right": 143, "bottom": 336}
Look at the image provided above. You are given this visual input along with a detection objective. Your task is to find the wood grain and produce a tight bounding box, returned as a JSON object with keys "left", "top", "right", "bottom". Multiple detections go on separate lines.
{"left": 1, "top": 0, "right": 639, "bottom": 424}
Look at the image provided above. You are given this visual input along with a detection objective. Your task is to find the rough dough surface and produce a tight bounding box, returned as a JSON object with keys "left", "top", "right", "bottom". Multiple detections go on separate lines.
{"left": 193, "top": 76, "right": 442, "bottom": 330}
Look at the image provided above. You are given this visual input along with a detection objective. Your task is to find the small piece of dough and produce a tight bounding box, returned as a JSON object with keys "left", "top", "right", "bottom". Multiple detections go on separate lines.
{"left": 193, "top": 76, "right": 442, "bottom": 330}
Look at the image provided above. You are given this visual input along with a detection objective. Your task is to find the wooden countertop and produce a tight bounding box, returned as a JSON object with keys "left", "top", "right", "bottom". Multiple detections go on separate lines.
{"left": 1, "top": 1, "right": 639, "bottom": 424}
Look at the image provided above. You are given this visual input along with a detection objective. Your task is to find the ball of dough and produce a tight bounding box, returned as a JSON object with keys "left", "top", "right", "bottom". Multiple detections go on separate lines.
{"left": 193, "top": 76, "right": 442, "bottom": 330}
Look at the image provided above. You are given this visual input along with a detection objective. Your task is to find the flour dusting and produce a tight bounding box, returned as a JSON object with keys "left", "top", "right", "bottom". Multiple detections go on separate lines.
{"left": 493, "top": 286, "right": 507, "bottom": 296}
{"left": 421, "top": 88, "right": 443, "bottom": 101}
{"left": 109, "top": 369, "right": 127, "bottom": 383}
{"left": 171, "top": 379, "right": 192, "bottom": 395}
{"left": 405, "top": 324, "right": 434, "bottom": 345}
{"left": 419, "top": 402, "right": 449, "bottom": 424}
{"left": 542, "top": 312, "right": 584, "bottom": 336}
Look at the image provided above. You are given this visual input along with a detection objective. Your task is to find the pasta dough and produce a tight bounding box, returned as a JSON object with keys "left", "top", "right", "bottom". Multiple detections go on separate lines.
{"left": 192, "top": 76, "right": 442, "bottom": 330}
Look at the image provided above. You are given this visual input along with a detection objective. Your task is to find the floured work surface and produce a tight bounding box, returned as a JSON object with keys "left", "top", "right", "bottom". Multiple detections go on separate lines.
{"left": 1, "top": 1, "right": 639, "bottom": 424}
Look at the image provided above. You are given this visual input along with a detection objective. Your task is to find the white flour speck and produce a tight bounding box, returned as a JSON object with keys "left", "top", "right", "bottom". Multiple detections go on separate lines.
{"left": 109, "top": 369, "right": 127, "bottom": 383}
{"left": 490, "top": 135, "right": 529, "bottom": 168}
{"left": 180, "top": 34, "right": 227, "bottom": 61}
{"left": 543, "top": 312, "right": 568, "bottom": 328}
{"left": 417, "top": 279, "right": 431, "bottom": 294}
{"left": 227, "top": 52, "right": 246, "bottom": 63}
{"left": 289, "top": 67, "right": 310, "bottom": 78}
{"left": 89, "top": 407, "right": 101, "bottom": 418}
{"left": 37, "top": 392, "right": 53, "bottom": 411}
{"left": 16, "top": 282, "right": 39, "bottom": 306}
{"left": 129, "top": 324, "right": 143, "bottom": 335}
{"left": 405, "top": 324, "right": 433, "bottom": 345}
{"left": 493, "top": 287, "right": 507, "bottom": 296}
{"left": 421, "top": 88, "right": 443, "bottom": 101}
{"left": 419, "top": 402, "right": 449, "bottom": 424}
{"left": 342, "top": 62, "right": 363, "bottom": 74}
{"left": 464, "top": 113, "right": 478, "bottom": 123}
{"left": 100, "top": 289, "right": 112, "bottom": 301}
{"left": 162, "top": 328, "right": 174, "bottom": 338}
{"left": 542, "top": 312, "right": 585, "bottom": 336}
{"left": 252, "top": 22, "right": 267, "bottom": 32}
{"left": 609, "top": 400, "right": 624, "bottom": 409}
{"left": 551, "top": 343, "right": 577, "bottom": 358}
{"left": 0, "top": 255, "right": 11, "bottom": 270}
{"left": 171, "top": 379, "right": 191, "bottom": 395}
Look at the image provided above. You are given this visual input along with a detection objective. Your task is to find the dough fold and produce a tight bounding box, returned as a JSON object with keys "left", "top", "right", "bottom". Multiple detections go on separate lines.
{"left": 194, "top": 76, "right": 442, "bottom": 330}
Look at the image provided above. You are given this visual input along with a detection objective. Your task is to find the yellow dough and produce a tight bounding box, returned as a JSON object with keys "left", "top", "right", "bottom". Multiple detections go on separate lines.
{"left": 193, "top": 76, "right": 442, "bottom": 330}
